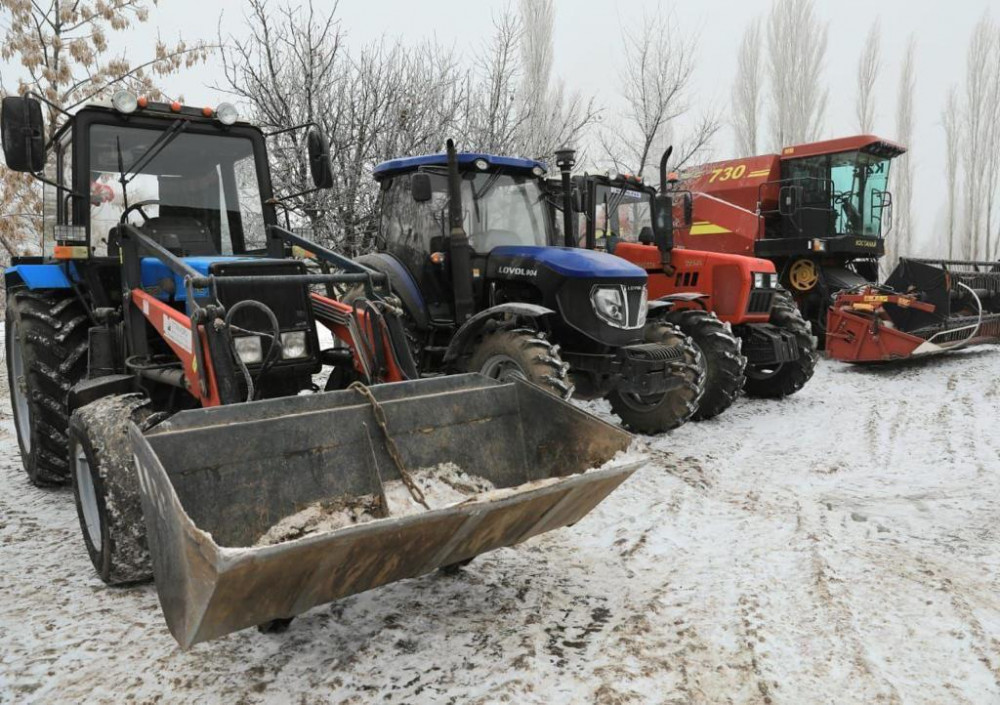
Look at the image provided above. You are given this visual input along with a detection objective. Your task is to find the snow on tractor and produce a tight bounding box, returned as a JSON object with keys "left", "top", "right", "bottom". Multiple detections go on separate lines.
{"left": 826, "top": 258, "right": 1000, "bottom": 362}
{"left": 669, "top": 135, "right": 906, "bottom": 344}
{"left": 356, "top": 141, "right": 705, "bottom": 435}
{"left": 0, "top": 93, "right": 642, "bottom": 647}
{"left": 549, "top": 147, "right": 817, "bottom": 418}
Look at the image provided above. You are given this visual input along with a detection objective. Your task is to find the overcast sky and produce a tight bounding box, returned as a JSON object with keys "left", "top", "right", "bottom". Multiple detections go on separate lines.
{"left": 7, "top": 0, "right": 997, "bottom": 251}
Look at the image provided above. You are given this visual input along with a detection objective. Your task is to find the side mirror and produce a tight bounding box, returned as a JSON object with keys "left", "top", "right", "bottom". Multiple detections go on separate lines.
{"left": 572, "top": 186, "right": 584, "bottom": 213}
{"left": 683, "top": 193, "right": 694, "bottom": 226}
{"left": 411, "top": 172, "right": 432, "bottom": 202}
{"left": 307, "top": 130, "right": 334, "bottom": 189}
{"left": 778, "top": 185, "right": 798, "bottom": 216}
{"left": 1, "top": 96, "right": 46, "bottom": 173}
{"left": 638, "top": 226, "right": 654, "bottom": 245}
{"left": 652, "top": 194, "right": 674, "bottom": 253}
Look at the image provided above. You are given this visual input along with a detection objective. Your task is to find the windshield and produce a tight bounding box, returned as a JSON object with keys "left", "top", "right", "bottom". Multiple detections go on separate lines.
{"left": 591, "top": 184, "right": 653, "bottom": 246}
{"left": 88, "top": 124, "right": 267, "bottom": 255}
{"left": 460, "top": 172, "right": 547, "bottom": 250}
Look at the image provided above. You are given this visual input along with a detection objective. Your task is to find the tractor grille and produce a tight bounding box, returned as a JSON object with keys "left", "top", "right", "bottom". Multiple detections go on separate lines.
{"left": 211, "top": 261, "right": 313, "bottom": 332}
{"left": 624, "top": 342, "right": 686, "bottom": 362}
{"left": 746, "top": 289, "right": 775, "bottom": 314}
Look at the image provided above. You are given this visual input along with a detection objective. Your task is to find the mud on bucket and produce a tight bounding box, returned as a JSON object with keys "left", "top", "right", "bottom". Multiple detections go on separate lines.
{"left": 130, "top": 374, "right": 642, "bottom": 648}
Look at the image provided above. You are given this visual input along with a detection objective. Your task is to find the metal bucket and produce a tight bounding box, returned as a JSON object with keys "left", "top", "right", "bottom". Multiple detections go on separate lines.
{"left": 130, "top": 374, "right": 641, "bottom": 648}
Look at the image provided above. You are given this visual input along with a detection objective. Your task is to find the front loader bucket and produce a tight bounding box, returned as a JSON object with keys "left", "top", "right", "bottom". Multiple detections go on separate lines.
{"left": 130, "top": 375, "right": 641, "bottom": 648}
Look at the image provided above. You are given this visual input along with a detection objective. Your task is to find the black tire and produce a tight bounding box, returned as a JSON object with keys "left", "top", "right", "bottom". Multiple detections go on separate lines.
{"left": 5, "top": 288, "right": 89, "bottom": 486}
{"left": 665, "top": 309, "right": 746, "bottom": 421}
{"left": 466, "top": 328, "right": 573, "bottom": 398}
{"left": 743, "top": 290, "right": 818, "bottom": 398}
{"left": 68, "top": 394, "right": 155, "bottom": 585}
{"left": 607, "top": 322, "right": 705, "bottom": 434}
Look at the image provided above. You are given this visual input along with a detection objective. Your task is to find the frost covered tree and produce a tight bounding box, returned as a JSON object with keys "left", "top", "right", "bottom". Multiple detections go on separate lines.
{"left": 960, "top": 14, "right": 996, "bottom": 259}
{"left": 0, "top": 0, "right": 208, "bottom": 261}
{"left": 886, "top": 37, "right": 915, "bottom": 274}
{"left": 765, "top": 0, "right": 828, "bottom": 148}
{"left": 602, "top": 7, "right": 720, "bottom": 179}
{"left": 942, "top": 88, "right": 961, "bottom": 258}
{"left": 731, "top": 18, "right": 763, "bottom": 157}
{"left": 855, "top": 19, "right": 881, "bottom": 134}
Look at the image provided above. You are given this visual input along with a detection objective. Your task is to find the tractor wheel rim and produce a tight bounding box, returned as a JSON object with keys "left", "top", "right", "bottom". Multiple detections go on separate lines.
{"left": 10, "top": 325, "right": 31, "bottom": 453}
{"left": 618, "top": 391, "right": 664, "bottom": 412}
{"left": 73, "top": 445, "right": 102, "bottom": 552}
{"left": 479, "top": 354, "right": 528, "bottom": 384}
{"left": 746, "top": 363, "right": 783, "bottom": 381}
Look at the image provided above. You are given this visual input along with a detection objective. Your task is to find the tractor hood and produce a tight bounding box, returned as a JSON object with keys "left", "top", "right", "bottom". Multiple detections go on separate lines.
{"left": 488, "top": 246, "right": 646, "bottom": 279}
{"left": 486, "top": 246, "right": 649, "bottom": 347}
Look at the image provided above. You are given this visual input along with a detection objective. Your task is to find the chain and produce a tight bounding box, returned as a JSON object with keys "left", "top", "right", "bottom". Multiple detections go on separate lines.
{"left": 347, "top": 381, "right": 429, "bottom": 509}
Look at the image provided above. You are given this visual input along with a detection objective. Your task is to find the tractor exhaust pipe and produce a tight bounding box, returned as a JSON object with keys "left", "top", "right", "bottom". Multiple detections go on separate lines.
{"left": 555, "top": 147, "right": 577, "bottom": 248}
{"left": 446, "top": 139, "right": 475, "bottom": 324}
{"left": 659, "top": 145, "right": 673, "bottom": 194}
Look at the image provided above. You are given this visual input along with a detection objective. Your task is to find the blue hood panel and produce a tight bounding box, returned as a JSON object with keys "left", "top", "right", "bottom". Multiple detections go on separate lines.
{"left": 140, "top": 256, "right": 268, "bottom": 306}
{"left": 490, "top": 246, "right": 646, "bottom": 280}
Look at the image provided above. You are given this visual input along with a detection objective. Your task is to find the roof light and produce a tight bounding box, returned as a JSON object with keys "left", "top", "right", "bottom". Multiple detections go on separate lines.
{"left": 202, "top": 106, "right": 214, "bottom": 117}
{"left": 532, "top": 165, "right": 546, "bottom": 177}
{"left": 137, "top": 96, "right": 148, "bottom": 108}
{"left": 111, "top": 90, "right": 138, "bottom": 114}
{"left": 473, "top": 158, "right": 489, "bottom": 171}
{"left": 216, "top": 102, "right": 239, "bottom": 125}
{"left": 170, "top": 101, "right": 182, "bottom": 113}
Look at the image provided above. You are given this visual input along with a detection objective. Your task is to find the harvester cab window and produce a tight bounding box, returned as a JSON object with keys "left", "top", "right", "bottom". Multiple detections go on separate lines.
{"left": 87, "top": 125, "right": 266, "bottom": 256}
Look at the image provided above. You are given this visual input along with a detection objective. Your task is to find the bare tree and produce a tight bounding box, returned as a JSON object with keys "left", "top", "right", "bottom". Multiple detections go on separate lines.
{"left": 220, "top": 0, "right": 466, "bottom": 253}
{"left": 961, "top": 14, "right": 995, "bottom": 259}
{"left": 855, "top": 18, "right": 881, "bottom": 133}
{"left": 515, "top": 0, "right": 597, "bottom": 161}
{"left": 0, "top": 0, "right": 208, "bottom": 262}
{"left": 732, "top": 18, "right": 764, "bottom": 157}
{"left": 765, "top": 0, "right": 828, "bottom": 148}
{"left": 886, "top": 37, "right": 915, "bottom": 273}
{"left": 942, "top": 87, "right": 962, "bottom": 258}
{"left": 984, "top": 23, "right": 1000, "bottom": 260}
{"left": 601, "top": 7, "right": 720, "bottom": 180}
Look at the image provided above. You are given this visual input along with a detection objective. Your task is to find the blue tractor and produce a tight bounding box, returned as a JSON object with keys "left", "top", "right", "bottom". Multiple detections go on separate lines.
{"left": 355, "top": 141, "right": 705, "bottom": 434}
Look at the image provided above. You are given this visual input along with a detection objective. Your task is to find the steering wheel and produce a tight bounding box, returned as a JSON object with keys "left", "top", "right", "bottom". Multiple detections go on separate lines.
{"left": 120, "top": 199, "right": 161, "bottom": 224}
{"left": 833, "top": 192, "right": 862, "bottom": 231}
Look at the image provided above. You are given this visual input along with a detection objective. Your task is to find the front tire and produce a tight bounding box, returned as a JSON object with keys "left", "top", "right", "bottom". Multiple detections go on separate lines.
{"left": 5, "top": 288, "right": 89, "bottom": 486}
{"left": 466, "top": 328, "right": 573, "bottom": 398}
{"left": 69, "top": 394, "right": 155, "bottom": 585}
{"left": 744, "top": 290, "right": 818, "bottom": 398}
{"left": 607, "top": 322, "right": 704, "bottom": 434}
{"left": 665, "top": 309, "right": 746, "bottom": 420}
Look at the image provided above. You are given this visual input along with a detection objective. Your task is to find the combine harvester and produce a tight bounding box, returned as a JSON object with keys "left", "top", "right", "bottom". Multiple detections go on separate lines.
{"left": 0, "top": 93, "right": 641, "bottom": 647}
{"left": 826, "top": 258, "right": 1000, "bottom": 362}
{"left": 669, "top": 135, "right": 906, "bottom": 344}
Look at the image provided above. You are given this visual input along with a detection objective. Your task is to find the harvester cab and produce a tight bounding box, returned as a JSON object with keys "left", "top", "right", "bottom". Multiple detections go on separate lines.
{"left": 1, "top": 94, "right": 641, "bottom": 647}
{"left": 671, "top": 135, "right": 906, "bottom": 341}
{"left": 361, "top": 141, "right": 705, "bottom": 434}
{"left": 550, "top": 148, "right": 817, "bottom": 417}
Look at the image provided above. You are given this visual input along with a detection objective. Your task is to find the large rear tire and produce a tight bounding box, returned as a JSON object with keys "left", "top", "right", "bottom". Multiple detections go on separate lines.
{"left": 5, "top": 288, "right": 89, "bottom": 486}
{"left": 466, "top": 328, "right": 573, "bottom": 398}
{"left": 607, "top": 322, "right": 704, "bottom": 434}
{"left": 69, "top": 394, "right": 155, "bottom": 585}
{"left": 744, "top": 290, "right": 818, "bottom": 398}
{"left": 665, "top": 309, "right": 746, "bottom": 421}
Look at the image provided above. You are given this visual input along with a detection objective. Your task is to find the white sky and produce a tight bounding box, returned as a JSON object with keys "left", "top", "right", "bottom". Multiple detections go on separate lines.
{"left": 6, "top": 0, "right": 997, "bottom": 252}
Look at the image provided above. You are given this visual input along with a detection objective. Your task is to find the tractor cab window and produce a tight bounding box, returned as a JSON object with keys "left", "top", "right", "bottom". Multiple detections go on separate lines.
{"left": 591, "top": 184, "right": 653, "bottom": 248}
{"left": 87, "top": 124, "right": 267, "bottom": 256}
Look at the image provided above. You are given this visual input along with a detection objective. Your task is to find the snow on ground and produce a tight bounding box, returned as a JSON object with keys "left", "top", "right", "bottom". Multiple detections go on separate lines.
{"left": 2, "top": 351, "right": 1000, "bottom": 704}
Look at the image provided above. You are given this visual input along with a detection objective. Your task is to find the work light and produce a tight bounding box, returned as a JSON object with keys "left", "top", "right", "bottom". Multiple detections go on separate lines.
{"left": 234, "top": 335, "right": 263, "bottom": 364}
{"left": 280, "top": 331, "right": 308, "bottom": 359}
{"left": 216, "top": 102, "right": 239, "bottom": 126}
{"left": 112, "top": 90, "right": 138, "bottom": 114}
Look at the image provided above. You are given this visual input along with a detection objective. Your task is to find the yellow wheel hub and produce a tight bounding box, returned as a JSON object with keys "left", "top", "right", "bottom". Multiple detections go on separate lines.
{"left": 788, "top": 259, "right": 819, "bottom": 292}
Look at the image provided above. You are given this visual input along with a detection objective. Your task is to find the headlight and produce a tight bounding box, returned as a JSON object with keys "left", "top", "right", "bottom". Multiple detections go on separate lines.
{"left": 474, "top": 158, "right": 489, "bottom": 171}
{"left": 636, "top": 286, "right": 648, "bottom": 327}
{"left": 753, "top": 272, "right": 765, "bottom": 289}
{"left": 811, "top": 239, "right": 827, "bottom": 252}
{"left": 591, "top": 286, "right": 626, "bottom": 328}
{"left": 234, "top": 335, "right": 263, "bottom": 364}
{"left": 767, "top": 273, "right": 779, "bottom": 288}
{"left": 111, "top": 90, "right": 138, "bottom": 114}
{"left": 216, "top": 102, "right": 239, "bottom": 125}
{"left": 280, "top": 331, "right": 308, "bottom": 359}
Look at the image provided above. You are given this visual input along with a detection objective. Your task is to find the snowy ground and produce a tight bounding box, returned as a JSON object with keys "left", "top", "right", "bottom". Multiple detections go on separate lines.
{"left": 2, "top": 351, "right": 1000, "bottom": 704}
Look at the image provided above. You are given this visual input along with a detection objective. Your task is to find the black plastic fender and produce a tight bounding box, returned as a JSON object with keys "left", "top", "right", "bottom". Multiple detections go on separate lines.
{"left": 355, "top": 253, "right": 431, "bottom": 330}
{"left": 442, "top": 303, "right": 555, "bottom": 363}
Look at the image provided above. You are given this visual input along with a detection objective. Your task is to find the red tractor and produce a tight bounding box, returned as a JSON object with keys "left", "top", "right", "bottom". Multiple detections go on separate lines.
{"left": 550, "top": 148, "right": 817, "bottom": 420}
{"left": 668, "top": 135, "right": 906, "bottom": 344}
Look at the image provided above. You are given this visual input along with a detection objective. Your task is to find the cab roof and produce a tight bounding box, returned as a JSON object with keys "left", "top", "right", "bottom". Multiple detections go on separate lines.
{"left": 780, "top": 135, "right": 906, "bottom": 160}
{"left": 373, "top": 152, "right": 547, "bottom": 180}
